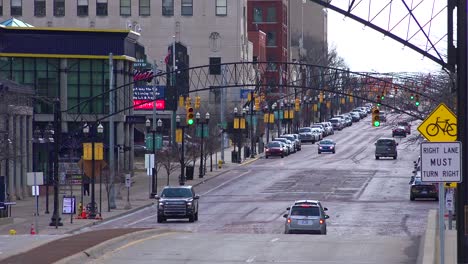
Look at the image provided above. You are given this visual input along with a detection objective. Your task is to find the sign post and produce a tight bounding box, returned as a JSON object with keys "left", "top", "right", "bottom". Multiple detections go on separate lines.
{"left": 124, "top": 174, "right": 131, "bottom": 209}
{"left": 27, "top": 172, "right": 43, "bottom": 235}
{"left": 421, "top": 141, "right": 462, "bottom": 264}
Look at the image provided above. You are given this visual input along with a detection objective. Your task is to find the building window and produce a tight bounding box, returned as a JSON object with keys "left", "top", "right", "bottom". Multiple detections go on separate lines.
{"left": 77, "top": 0, "right": 88, "bottom": 16}
{"left": 139, "top": 0, "right": 150, "bottom": 16}
{"left": 54, "top": 0, "right": 65, "bottom": 17}
{"left": 162, "top": 0, "right": 174, "bottom": 16}
{"left": 266, "top": 32, "right": 276, "bottom": 46}
{"left": 120, "top": 0, "right": 131, "bottom": 16}
{"left": 11, "top": 0, "right": 22, "bottom": 16}
{"left": 34, "top": 0, "right": 45, "bottom": 16}
{"left": 216, "top": 0, "right": 227, "bottom": 16}
{"left": 266, "top": 7, "right": 276, "bottom": 22}
{"left": 181, "top": 0, "right": 192, "bottom": 16}
{"left": 253, "top": 7, "right": 262, "bottom": 22}
{"left": 209, "top": 57, "right": 221, "bottom": 75}
{"left": 96, "top": 0, "right": 107, "bottom": 16}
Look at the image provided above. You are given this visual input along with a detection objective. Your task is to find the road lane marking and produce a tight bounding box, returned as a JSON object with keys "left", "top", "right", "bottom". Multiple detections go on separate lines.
{"left": 125, "top": 213, "right": 157, "bottom": 227}
{"left": 202, "top": 170, "right": 251, "bottom": 195}
{"left": 246, "top": 256, "right": 256, "bottom": 262}
{"left": 93, "top": 205, "right": 156, "bottom": 227}
{"left": 270, "top": 238, "right": 279, "bottom": 243}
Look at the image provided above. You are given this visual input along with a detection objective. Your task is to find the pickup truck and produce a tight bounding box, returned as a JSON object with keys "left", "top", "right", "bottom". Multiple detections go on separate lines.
{"left": 155, "top": 186, "right": 199, "bottom": 223}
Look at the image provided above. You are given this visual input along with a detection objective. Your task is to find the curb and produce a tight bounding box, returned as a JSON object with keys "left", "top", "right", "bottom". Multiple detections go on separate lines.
{"left": 54, "top": 228, "right": 176, "bottom": 264}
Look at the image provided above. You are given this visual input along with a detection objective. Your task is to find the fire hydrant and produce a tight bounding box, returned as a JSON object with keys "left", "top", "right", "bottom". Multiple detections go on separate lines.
{"left": 77, "top": 202, "right": 83, "bottom": 216}
{"left": 218, "top": 160, "right": 223, "bottom": 169}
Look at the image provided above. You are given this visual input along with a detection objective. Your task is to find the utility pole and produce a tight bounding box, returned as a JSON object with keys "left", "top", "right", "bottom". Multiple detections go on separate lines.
{"left": 220, "top": 65, "right": 226, "bottom": 163}
{"left": 49, "top": 99, "right": 63, "bottom": 227}
{"left": 171, "top": 35, "right": 177, "bottom": 147}
{"left": 108, "top": 53, "right": 116, "bottom": 209}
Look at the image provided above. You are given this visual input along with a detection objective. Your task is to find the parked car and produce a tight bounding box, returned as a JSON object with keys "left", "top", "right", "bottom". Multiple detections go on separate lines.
{"left": 349, "top": 112, "right": 361, "bottom": 122}
{"left": 392, "top": 126, "right": 407, "bottom": 137}
{"left": 311, "top": 123, "right": 327, "bottom": 136}
{"left": 273, "top": 138, "right": 295, "bottom": 154}
{"left": 318, "top": 139, "right": 336, "bottom": 154}
{"left": 311, "top": 127, "right": 323, "bottom": 140}
{"left": 321, "top": 122, "right": 334, "bottom": 135}
{"left": 375, "top": 138, "right": 398, "bottom": 159}
{"left": 281, "top": 134, "right": 301, "bottom": 151}
{"left": 283, "top": 200, "right": 330, "bottom": 235}
{"left": 379, "top": 111, "right": 387, "bottom": 122}
{"left": 409, "top": 174, "right": 438, "bottom": 201}
{"left": 155, "top": 186, "right": 200, "bottom": 223}
{"left": 298, "top": 127, "right": 318, "bottom": 143}
{"left": 329, "top": 118, "right": 343, "bottom": 131}
{"left": 397, "top": 121, "right": 411, "bottom": 134}
{"left": 265, "top": 141, "right": 286, "bottom": 158}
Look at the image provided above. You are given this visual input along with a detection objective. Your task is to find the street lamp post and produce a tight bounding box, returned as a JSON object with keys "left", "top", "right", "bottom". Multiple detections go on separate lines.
{"left": 176, "top": 115, "right": 185, "bottom": 185}
{"left": 49, "top": 99, "right": 63, "bottom": 227}
{"left": 246, "top": 105, "right": 255, "bottom": 158}
{"left": 146, "top": 119, "right": 162, "bottom": 198}
{"left": 196, "top": 112, "right": 210, "bottom": 178}
{"left": 82, "top": 122, "right": 103, "bottom": 219}
{"left": 44, "top": 124, "right": 54, "bottom": 214}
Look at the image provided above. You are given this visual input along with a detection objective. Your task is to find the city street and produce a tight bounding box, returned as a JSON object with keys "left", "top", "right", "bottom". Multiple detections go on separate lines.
{"left": 86, "top": 114, "right": 437, "bottom": 263}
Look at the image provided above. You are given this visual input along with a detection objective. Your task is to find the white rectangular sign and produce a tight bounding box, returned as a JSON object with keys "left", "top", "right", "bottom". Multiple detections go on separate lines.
{"left": 420, "top": 142, "right": 462, "bottom": 182}
{"left": 27, "top": 172, "right": 44, "bottom": 186}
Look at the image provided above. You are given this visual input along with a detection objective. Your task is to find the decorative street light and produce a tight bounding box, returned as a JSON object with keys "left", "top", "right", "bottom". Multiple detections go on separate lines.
{"left": 145, "top": 118, "right": 162, "bottom": 198}
{"left": 196, "top": 112, "right": 210, "bottom": 178}
{"left": 175, "top": 115, "right": 186, "bottom": 185}
{"left": 82, "top": 122, "right": 104, "bottom": 219}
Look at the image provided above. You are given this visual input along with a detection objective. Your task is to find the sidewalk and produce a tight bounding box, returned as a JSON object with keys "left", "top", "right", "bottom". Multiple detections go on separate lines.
{"left": 0, "top": 146, "right": 261, "bottom": 261}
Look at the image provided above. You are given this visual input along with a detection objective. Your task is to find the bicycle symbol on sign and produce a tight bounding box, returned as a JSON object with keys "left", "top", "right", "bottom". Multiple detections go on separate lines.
{"left": 425, "top": 117, "right": 457, "bottom": 137}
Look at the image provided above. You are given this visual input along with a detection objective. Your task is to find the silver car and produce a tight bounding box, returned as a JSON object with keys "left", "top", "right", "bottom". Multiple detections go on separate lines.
{"left": 283, "top": 200, "right": 330, "bottom": 235}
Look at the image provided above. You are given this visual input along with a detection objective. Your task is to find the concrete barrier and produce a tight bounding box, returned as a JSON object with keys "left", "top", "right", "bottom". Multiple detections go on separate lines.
{"left": 418, "top": 209, "right": 437, "bottom": 264}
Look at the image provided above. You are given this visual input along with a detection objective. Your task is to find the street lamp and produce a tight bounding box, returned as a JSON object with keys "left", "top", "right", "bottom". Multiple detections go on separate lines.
{"left": 176, "top": 115, "right": 186, "bottom": 185}
{"left": 196, "top": 112, "right": 210, "bottom": 178}
{"left": 146, "top": 118, "right": 161, "bottom": 198}
{"left": 82, "top": 122, "right": 103, "bottom": 219}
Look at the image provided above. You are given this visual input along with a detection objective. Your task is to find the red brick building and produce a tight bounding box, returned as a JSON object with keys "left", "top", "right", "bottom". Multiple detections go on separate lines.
{"left": 248, "top": 0, "right": 288, "bottom": 94}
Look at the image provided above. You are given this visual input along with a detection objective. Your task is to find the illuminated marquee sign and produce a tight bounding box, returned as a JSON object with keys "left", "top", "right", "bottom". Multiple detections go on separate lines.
{"left": 133, "top": 85, "right": 165, "bottom": 110}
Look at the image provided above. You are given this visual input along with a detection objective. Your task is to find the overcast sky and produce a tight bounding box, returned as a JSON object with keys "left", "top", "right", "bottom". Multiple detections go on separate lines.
{"left": 326, "top": 3, "right": 447, "bottom": 74}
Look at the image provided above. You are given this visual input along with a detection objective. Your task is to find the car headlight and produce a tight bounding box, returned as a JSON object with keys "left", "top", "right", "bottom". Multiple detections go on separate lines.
{"left": 158, "top": 202, "right": 164, "bottom": 209}
{"left": 187, "top": 202, "right": 192, "bottom": 206}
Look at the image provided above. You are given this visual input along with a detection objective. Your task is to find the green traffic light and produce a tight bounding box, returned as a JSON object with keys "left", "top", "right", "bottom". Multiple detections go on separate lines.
{"left": 415, "top": 101, "right": 420, "bottom": 106}
{"left": 187, "top": 119, "right": 194, "bottom": 125}
{"left": 410, "top": 96, "right": 414, "bottom": 100}
{"left": 374, "top": 121, "right": 380, "bottom": 127}
{"left": 381, "top": 95, "right": 385, "bottom": 100}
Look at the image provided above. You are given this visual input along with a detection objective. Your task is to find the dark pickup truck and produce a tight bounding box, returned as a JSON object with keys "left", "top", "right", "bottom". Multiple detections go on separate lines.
{"left": 155, "top": 186, "right": 199, "bottom": 223}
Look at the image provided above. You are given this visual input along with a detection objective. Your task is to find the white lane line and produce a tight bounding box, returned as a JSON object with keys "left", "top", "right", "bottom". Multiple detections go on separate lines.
{"left": 202, "top": 170, "right": 251, "bottom": 195}
{"left": 270, "top": 238, "right": 279, "bottom": 243}
{"left": 125, "top": 213, "right": 158, "bottom": 227}
{"left": 94, "top": 205, "right": 155, "bottom": 227}
{"left": 246, "top": 256, "right": 256, "bottom": 263}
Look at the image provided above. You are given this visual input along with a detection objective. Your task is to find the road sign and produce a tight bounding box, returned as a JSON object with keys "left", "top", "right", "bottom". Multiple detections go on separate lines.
{"left": 420, "top": 142, "right": 462, "bottom": 182}
{"left": 417, "top": 103, "right": 457, "bottom": 142}
{"left": 27, "top": 172, "right": 43, "bottom": 186}
{"left": 444, "top": 182, "right": 457, "bottom": 188}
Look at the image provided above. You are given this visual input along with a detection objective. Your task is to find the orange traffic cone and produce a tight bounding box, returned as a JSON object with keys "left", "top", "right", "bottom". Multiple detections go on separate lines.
{"left": 30, "top": 224, "right": 36, "bottom": 235}
{"left": 80, "top": 207, "right": 87, "bottom": 219}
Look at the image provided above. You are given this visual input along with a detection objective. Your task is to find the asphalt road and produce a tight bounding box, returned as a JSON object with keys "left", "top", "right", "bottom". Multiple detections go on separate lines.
{"left": 87, "top": 114, "right": 437, "bottom": 263}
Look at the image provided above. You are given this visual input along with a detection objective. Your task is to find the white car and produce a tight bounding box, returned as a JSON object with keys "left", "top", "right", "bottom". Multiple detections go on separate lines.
{"left": 310, "top": 128, "right": 323, "bottom": 140}
{"left": 321, "top": 122, "right": 334, "bottom": 135}
{"left": 311, "top": 124, "right": 326, "bottom": 137}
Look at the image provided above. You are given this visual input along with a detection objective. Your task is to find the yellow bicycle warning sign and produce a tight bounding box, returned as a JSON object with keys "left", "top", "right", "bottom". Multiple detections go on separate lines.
{"left": 417, "top": 103, "right": 457, "bottom": 142}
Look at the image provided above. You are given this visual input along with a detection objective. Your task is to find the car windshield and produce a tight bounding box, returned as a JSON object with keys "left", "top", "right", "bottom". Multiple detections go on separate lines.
{"left": 377, "top": 139, "right": 395, "bottom": 146}
{"left": 282, "top": 136, "right": 294, "bottom": 141}
{"left": 311, "top": 125, "right": 322, "bottom": 129}
{"left": 299, "top": 128, "right": 311, "bottom": 133}
{"left": 161, "top": 188, "right": 193, "bottom": 198}
{"left": 320, "top": 140, "right": 334, "bottom": 145}
{"left": 329, "top": 119, "right": 338, "bottom": 123}
{"left": 398, "top": 122, "right": 409, "bottom": 126}
{"left": 267, "top": 142, "right": 281, "bottom": 148}
{"left": 290, "top": 206, "right": 320, "bottom": 216}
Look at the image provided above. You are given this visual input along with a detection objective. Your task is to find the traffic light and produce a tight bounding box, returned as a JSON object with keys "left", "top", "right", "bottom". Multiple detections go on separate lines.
{"left": 254, "top": 97, "right": 260, "bottom": 110}
{"left": 380, "top": 93, "right": 385, "bottom": 100}
{"left": 295, "top": 98, "right": 300, "bottom": 111}
{"left": 415, "top": 95, "right": 420, "bottom": 106}
{"left": 185, "top": 96, "right": 192, "bottom": 109}
{"left": 372, "top": 108, "right": 380, "bottom": 127}
{"left": 376, "top": 96, "right": 381, "bottom": 107}
{"left": 195, "top": 96, "right": 201, "bottom": 109}
{"left": 410, "top": 94, "right": 414, "bottom": 100}
{"left": 187, "top": 107, "right": 194, "bottom": 125}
